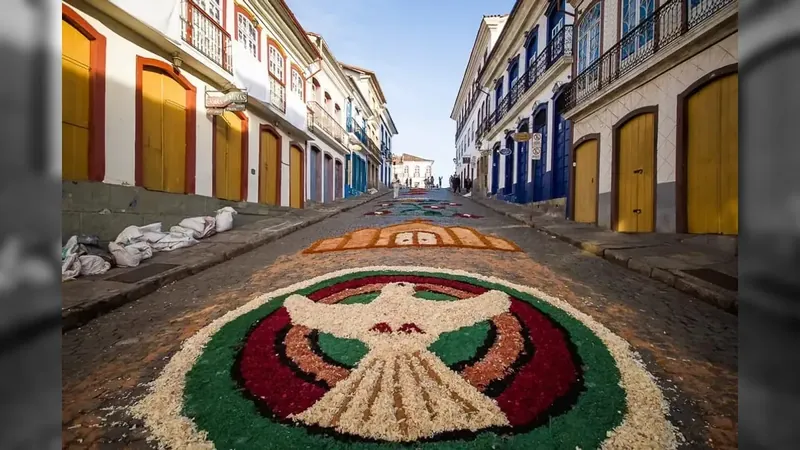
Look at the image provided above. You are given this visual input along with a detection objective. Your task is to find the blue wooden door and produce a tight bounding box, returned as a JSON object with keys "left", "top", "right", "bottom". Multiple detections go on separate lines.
{"left": 503, "top": 136, "right": 514, "bottom": 195}
{"left": 491, "top": 149, "right": 499, "bottom": 194}
{"left": 533, "top": 121, "right": 548, "bottom": 202}
{"left": 515, "top": 139, "right": 528, "bottom": 203}
{"left": 552, "top": 109, "right": 569, "bottom": 199}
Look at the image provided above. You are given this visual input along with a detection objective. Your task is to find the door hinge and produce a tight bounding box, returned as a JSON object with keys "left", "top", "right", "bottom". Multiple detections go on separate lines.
{"left": 633, "top": 209, "right": 642, "bottom": 214}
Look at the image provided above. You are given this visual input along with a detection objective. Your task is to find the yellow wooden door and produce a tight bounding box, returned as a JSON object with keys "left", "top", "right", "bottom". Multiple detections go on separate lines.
{"left": 290, "top": 146, "right": 303, "bottom": 208}
{"left": 259, "top": 130, "right": 279, "bottom": 205}
{"left": 617, "top": 113, "right": 655, "bottom": 232}
{"left": 574, "top": 139, "right": 599, "bottom": 223}
{"left": 215, "top": 111, "right": 243, "bottom": 201}
{"left": 62, "top": 20, "right": 91, "bottom": 181}
{"left": 687, "top": 73, "right": 739, "bottom": 235}
{"left": 142, "top": 68, "right": 187, "bottom": 193}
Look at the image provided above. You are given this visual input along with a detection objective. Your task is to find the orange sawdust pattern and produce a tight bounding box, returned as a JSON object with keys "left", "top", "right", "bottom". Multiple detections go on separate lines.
{"left": 303, "top": 220, "right": 522, "bottom": 254}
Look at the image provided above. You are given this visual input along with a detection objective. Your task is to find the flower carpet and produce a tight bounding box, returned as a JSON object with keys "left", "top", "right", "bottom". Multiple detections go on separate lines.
{"left": 303, "top": 220, "right": 521, "bottom": 253}
{"left": 365, "top": 200, "right": 482, "bottom": 219}
{"left": 132, "top": 267, "right": 678, "bottom": 449}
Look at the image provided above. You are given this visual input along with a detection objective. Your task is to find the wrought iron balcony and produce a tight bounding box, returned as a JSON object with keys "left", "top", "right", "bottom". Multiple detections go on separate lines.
{"left": 565, "top": 0, "right": 735, "bottom": 111}
{"left": 308, "top": 101, "right": 347, "bottom": 146}
{"left": 180, "top": 0, "right": 232, "bottom": 73}
{"left": 367, "top": 136, "right": 381, "bottom": 157}
{"left": 487, "top": 25, "right": 573, "bottom": 130}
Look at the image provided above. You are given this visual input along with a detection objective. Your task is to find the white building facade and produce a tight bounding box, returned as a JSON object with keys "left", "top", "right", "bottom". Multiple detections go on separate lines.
{"left": 451, "top": 15, "right": 508, "bottom": 194}
{"left": 392, "top": 154, "right": 434, "bottom": 188}
{"left": 304, "top": 33, "right": 351, "bottom": 204}
{"left": 563, "top": 0, "right": 738, "bottom": 234}
{"left": 61, "top": 0, "right": 397, "bottom": 214}
{"left": 476, "top": 0, "right": 575, "bottom": 209}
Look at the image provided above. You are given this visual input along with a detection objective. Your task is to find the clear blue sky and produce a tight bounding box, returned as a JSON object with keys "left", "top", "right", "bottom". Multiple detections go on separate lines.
{"left": 285, "top": 0, "right": 516, "bottom": 179}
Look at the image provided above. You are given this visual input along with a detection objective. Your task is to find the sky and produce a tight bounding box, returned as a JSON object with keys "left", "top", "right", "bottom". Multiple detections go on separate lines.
{"left": 285, "top": 0, "right": 516, "bottom": 179}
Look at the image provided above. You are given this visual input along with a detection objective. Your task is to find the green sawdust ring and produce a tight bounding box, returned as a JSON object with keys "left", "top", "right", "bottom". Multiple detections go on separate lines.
{"left": 183, "top": 270, "right": 626, "bottom": 449}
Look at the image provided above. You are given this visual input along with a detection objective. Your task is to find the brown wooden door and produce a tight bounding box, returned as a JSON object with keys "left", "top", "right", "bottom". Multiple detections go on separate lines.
{"left": 290, "top": 146, "right": 303, "bottom": 208}
{"left": 141, "top": 68, "right": 188, "bottom": 193}
{"left": 62, "top": 19, "right": 91, "bottom": 181}
{"left": 214, "top": 111, "right": 244, "bottom": 201}
{"left": 259, "top": 129, "right": 279, "bottom": 205}
{"left": 616, "top": 113, "right": 655, "bottom": 232}
{"left": 574, "top": 139, "right": 599, "bottom": 223}
{"left": 686, "top": 73, "right": 738, "bottom": 235}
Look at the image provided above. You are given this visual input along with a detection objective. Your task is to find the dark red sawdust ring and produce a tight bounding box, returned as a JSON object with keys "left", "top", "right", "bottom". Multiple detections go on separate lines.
{"left": 237, "top": 274, "right": 580, "bottom": 426}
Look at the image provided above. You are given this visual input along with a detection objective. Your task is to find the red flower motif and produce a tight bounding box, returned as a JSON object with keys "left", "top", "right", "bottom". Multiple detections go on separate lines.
{"left": 369, "top": 322, "right": 392, "bottom": 333}
{"left": 398, "top": 323, "right": 425, "bottom": 334}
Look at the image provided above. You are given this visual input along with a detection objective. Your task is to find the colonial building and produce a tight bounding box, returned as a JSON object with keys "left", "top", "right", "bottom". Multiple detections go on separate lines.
{"left": 476, "top": 0, "right": 576, "bottom": 211}
{"left": 380, "top": 109, "right": 399, "bottom": 186}
{"left": 305, "top": 33, "right": 351, "bottom": 204}
{"left": 563, "top": 0, "right": 738, "bottom": 235}
{"left": 341, "top": 64, "right": 395, "bottom": 193}
{"left": 61, "top": 0, "right": 398, "bottom": 224}
{"left": 392, "top": 154, "right": 434, "bottom": 188}
{"left": 451, "top": 15, "right": 508, "bottom": 196}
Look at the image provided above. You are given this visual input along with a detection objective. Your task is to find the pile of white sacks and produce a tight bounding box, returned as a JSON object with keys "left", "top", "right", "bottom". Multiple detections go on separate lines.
{"left": 61, "top": 207, "right": 238, "bottom": 281}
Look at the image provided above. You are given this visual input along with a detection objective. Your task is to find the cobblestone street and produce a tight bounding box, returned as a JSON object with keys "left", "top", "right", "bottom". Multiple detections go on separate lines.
{"left": 62, "top": 189, "right": 737, "bottom": 449}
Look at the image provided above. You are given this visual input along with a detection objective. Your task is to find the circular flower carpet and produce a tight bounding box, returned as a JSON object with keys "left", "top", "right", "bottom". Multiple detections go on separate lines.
{"left": 365, "top": 201, "right": 481, "bottom": 219}
{"left": 133, "top": 267, "right": 677, "bottom": 449}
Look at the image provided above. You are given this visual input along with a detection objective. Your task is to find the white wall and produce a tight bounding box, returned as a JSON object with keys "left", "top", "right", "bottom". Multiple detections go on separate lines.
{"left": 66, "top": 1, "right": 315, "bottom": 208}
{"left": 572, "top": 33, "right": 738, "bottom": 195}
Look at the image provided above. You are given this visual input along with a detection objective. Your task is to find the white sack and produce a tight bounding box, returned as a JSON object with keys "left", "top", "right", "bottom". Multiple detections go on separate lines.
{"left": 215, "top": 207, "right": 238, "bottom": 232}
{"left": 78, "top": 255, "right": 111, "bottom": 276}
{"left": 177, "top": 216, "right": 216, "bottom": 239}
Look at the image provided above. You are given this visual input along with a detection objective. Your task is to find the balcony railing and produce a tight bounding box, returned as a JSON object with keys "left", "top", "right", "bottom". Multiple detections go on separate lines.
{"left": 566, "top": 0, "right": 735, "bottom": 110}
{"left": 308, "top": 101, "right": 346, "bottom": 146}
{"left": 487, "top": 25, "right": 573, "bottom": 130}
{"left": 367, "top": 136, "right": 381, "bottom": 157}
{"left": 269, "top": 78, "right": 285, "bottom": 112}
{"left": 180, "top": 0, "right": 232, "bottom": 73}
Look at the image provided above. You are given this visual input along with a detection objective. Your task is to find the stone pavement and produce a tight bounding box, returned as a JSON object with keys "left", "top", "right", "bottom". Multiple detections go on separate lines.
{"left": 467, "top": 194, "right": 738, "bottom": 314}
{"left": 62, "top": 188, "right": 738, "bottom": 449}
{"left": 61, "top": 190, "right": 390, "bottom": 331}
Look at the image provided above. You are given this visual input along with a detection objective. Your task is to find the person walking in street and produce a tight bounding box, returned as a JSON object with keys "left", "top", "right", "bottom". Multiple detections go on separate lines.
{"left": 392, "top": 176, "right": 401, "bottom": 199}
{"left": 438, "top": 176, "right": 443, "bottom": 189}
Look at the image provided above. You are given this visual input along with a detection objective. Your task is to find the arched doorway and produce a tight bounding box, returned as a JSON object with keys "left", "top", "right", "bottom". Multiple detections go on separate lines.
{"left": 324, "top": 153, "right": 334, "bottom": 203}
{"left": 551, "top": 89, "right": 570, "bottom": 199}
{"left": 503, "top": 134, "right": 514, "bottom": 195}
{"left": 290, "top": 144, "right": 305, "bottom": 208}
{"left": 213, "top": 111, "right": 247, "bottom": 201}
{"left": 532, "top": 104, "right": 548, "bottom": 202}
{"left": 678, "top": 67, "right": 738, "bottom": 235}
{"left": 259, "top": 125, "right": 281, "bottom": 206}
{"left": 335, "top": 159, "right": 344, "bottom": 200}
{"left": 491, "top": 143, "right": 500, "bottom": 194}
{"left": 62, "top": 5, "right": 106, "bottom": 182}
{"left": 571, "top": 134, "right": 600, "bottom": 224}
{"left": 515, "top": 121, "right": 529, "bottom": 203}
{"left": 135, "top": 57, "right": 197, "bottom": 194}
{"left": 612, "top": 107, "right": 657, "bottom": 233}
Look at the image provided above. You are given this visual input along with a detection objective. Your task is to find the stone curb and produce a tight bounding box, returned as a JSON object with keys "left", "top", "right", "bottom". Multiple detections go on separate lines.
{"left": 466, "top": 196, "right": 738, "bottom": 315}
{"left": 62, "top": 191, "right": 391, "bottom": 332}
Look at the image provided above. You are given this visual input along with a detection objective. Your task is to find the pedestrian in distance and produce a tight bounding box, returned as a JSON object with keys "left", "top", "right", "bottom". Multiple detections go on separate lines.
{"left": 392, "top": 176, "right": 401, "bottom": 199}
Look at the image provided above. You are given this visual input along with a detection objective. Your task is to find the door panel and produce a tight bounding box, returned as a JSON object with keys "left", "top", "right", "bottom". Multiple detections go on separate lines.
{"left": 62, "top": 20, "right": 91, "bottom": 181}
{"left": 290, "top": 146, "right": 303, "bottom": 208}
{"left": 141, "top": 69, "right": 187, "bottom": 193}
{"left": 574, "top": 140, "right": 598, "bottom": 223}
{"left": 259, "top": 130, "right": 279, "bottom": 205}
{"left": 309, "top": 150, "right": 319, "bottom": 202}
{"left": 335, "top": 161, "right": 343, "bottom": 199}
{"left": 215, "top": 112, "right": 243, "bottom": 201}
{"left": 687, "top": 73, "right": 738, "bottom": 235}
{"left": 616, "top": 112, "right": 655, "bottom": 232}
{"left": 325, "top": 156, "right": 334, "bottom": 203}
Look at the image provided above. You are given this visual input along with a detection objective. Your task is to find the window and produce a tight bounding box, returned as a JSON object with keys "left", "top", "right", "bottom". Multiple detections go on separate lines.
{"left": 414, "top": 166, "right": 420, "bottom": 178}
{"left": 268, "top": 44, "right": 285, "bottom": 81}
{"left": 620, "top": 0, "right": 654, "bottom": 60}
{"left": 290, "top": 68, "right": 303, "bottom": 99}
{"left": 577, "top": 2, "right": 602, "bottom": 73}
{"left": 197, "top": 0, "right": 222, "bottom": 24}
{"left": 237, "top": 12, "right": 258, "bottom": 59}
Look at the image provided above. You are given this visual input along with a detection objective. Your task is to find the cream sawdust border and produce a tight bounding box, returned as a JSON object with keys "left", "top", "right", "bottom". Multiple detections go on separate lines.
{"left": 130, "top": 266, "right": 680, "bottom": 450}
